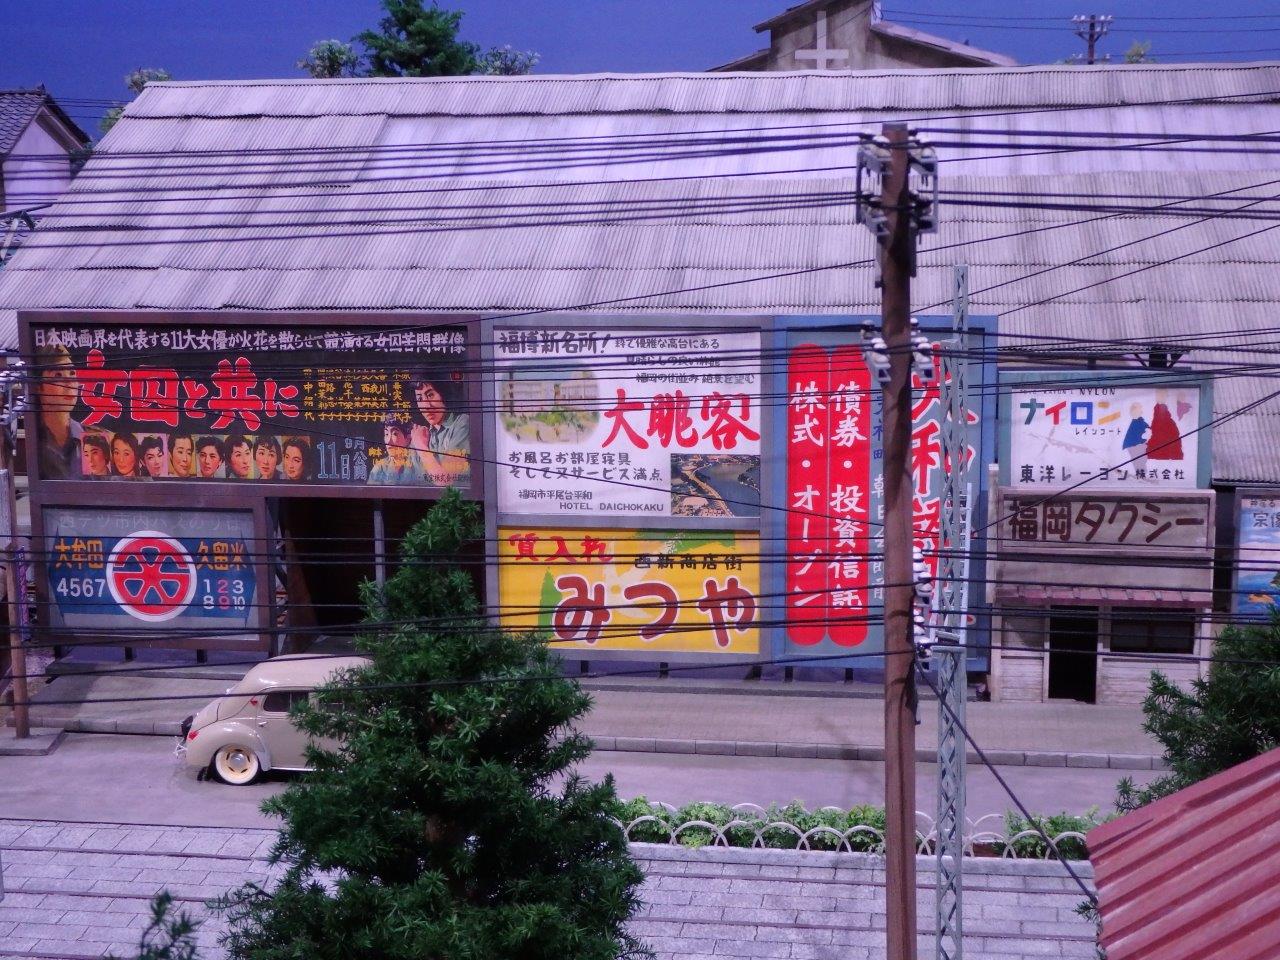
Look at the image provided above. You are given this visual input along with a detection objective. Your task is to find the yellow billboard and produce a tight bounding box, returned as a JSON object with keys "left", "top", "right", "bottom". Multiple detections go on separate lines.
{"left": 498, "top": 527, "right": 760, "bottom": 654}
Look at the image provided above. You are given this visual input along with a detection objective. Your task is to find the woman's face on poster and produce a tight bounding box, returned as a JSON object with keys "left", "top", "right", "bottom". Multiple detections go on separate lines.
{"left": 171, "top": 437, "right": 194, "bottom": 475}
{"left": 255, "top": 442, "right": 278, "bottom": 476}
{"left": 142, "top": 444, "right": 165, "bottom": 477}
{"left": 111, "top": 438, "right": 136, "bottom": 476}
{"left": 198, "top": 443, "right": 223, "bottom": 477}
{"left": 283, "top": 444, "right": 305, "bottom": 481}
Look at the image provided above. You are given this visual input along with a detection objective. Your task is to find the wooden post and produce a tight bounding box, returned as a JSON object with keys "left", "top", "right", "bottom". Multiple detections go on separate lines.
{"left": 880, "top": 121, "right": 918, "bottom": 960}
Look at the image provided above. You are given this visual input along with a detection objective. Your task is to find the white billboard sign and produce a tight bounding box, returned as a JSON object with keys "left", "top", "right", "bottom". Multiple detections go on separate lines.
{"left": 1008, "top": 384, "right": 1201, "bottom": 489}
{"left": 495, "top": 329, "right": 761, "bottom": 517}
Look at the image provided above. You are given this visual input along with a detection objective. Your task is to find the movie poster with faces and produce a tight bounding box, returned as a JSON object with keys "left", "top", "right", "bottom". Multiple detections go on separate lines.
{"left": 29, "top": 322, "right": 473, "bottom": 489}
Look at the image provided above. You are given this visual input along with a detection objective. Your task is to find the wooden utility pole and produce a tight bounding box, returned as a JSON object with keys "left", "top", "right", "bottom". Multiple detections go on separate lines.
{"left": 0, "top": 431, "right": 28, "bottom": 740}
{"left": 1072, "top": 14, "right": 1113, "bottom": 65}
{"left": 880, "top": 122, "right": 917, "bottom": 960}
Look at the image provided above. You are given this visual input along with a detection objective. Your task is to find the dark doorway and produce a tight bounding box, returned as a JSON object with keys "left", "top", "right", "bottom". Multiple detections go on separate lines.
{"left": 1048, "top": 609, "right": 1098, "bottom": 703}
{"left": 273, "top": 497, "right": 482, "bottom": 651}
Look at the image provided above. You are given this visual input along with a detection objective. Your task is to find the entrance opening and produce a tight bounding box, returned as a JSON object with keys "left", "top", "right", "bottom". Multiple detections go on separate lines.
{"left": 1047, "top": 608, "right": 1098, "bottom": 703}
{"left": 273, "top": 498, "right": 483, "bottom": 652}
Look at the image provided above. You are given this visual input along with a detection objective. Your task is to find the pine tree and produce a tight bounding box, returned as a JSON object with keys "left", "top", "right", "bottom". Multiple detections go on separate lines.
{"left": 357, "top": 0, "right": 479, "bottom": 77}
{"left": 217, "top": 491, "right": 648, "bottom": 959}
{"left": 1117, "top": 614, "right": 1280, "bottom": 812}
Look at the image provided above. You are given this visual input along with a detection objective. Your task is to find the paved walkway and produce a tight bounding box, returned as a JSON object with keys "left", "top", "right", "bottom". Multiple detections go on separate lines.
{"left": 21, "top": 665, "right": 1165, "bottom": 769}
{"left": 0, "top": 818, "right": 1097, "bottom": 960}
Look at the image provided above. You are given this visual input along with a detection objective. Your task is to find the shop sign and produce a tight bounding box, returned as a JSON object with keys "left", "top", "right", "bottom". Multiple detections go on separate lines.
{"left": 999, "top": 493, "right": 1211, "bottom": 549}
{"left": 494, "top": 329, "right": 761, "bottom": 518}
{"left": 1007, "top": 383, "right": 1203, "bottom": 489}
{"left": 497, "top": 527, "right": 759, "bottom": 654}
{"left": 784, "top": 333, "right": 984, "bottom": 650}
{"left": 1237, "top": 493, "right": 1280, "bottom": 615}
{"left": 43, "top": 507, "right": 257, "bottom": 629}
{"left": 31, "top": 322, "right": 472, "bottom": 488}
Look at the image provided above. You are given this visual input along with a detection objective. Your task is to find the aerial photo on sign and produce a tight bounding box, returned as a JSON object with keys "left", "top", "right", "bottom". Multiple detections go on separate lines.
{"left": 494, "top": 328, "right": 761, "bottom": 518}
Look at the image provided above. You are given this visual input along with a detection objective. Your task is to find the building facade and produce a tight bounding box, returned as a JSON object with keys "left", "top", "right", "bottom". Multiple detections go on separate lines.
{"left": 2, "top": 67, "right": 1278, "bottom": 702}
{"left": 711, "top": 0, "right": 1015, "bottom": 72}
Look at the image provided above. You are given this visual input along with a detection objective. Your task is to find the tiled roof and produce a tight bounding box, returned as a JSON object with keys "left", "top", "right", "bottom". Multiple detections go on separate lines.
{"left": 1, "top": 66, "right": 1278, "bottom": 480}
{"left": 0, "top": 90, "right": 45, "bottom": 157}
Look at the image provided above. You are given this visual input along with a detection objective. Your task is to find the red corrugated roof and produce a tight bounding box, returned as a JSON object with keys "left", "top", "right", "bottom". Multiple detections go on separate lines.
{"left": 1087, "top": 746, "right": 1280, "bottom": 960}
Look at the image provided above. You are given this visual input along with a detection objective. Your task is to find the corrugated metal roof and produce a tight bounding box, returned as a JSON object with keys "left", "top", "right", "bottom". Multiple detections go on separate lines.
{"left": 1, "top": 67, "right": 1279, "bottom": 480}
{"left": 1087, "top": 747, "right": 1280, "bottom": 960}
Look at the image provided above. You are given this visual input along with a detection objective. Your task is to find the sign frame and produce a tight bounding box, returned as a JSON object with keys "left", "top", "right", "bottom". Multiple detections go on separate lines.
{"left": 768, "top": 314, "right": 999, "bottom": 671}
{"left": 19, "top": 310, "right": 486, "bottom": 503}
{"left": 997, "top": 368, "right": 1214, "bottom": 491}
{"left": 32, "top": 496, "right": 273, "bottom": 652}
{"left": 1233, "top": 487, "right": 1280, "bottom": 618}
{"left": 482, "top": 314, "right": 774, "bottom": 666}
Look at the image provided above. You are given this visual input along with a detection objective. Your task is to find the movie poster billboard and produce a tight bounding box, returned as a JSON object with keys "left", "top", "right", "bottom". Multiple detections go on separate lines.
{"left": 494, "top": 329, "right": 761, "bottom": 518}
{"left": 783, "top": 330, "right": 987, "bottom": 653}
{"left": 1005, "top": 381, "right": 1206, "bottom": 489}
{"left": 1236, "top": 493, "right": 1280, "bottom": 616}
{"left": 498, "top": 527, "right": 760, "bottom": 655}
{"left": 29, "top": 322, "right": 472, "bottom": 489}
{"left": 43, "top": 507, "right": 257, "bottom": 630}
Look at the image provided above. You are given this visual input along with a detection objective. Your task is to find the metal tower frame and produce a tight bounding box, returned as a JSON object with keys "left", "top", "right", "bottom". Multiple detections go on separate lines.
{"left": 933, "top": 264, "right": 971, "bottom": 960}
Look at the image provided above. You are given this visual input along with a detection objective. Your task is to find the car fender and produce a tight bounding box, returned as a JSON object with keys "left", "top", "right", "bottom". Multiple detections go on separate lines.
{"left": 185, "top": 720, "right": 274, "bottom": 772}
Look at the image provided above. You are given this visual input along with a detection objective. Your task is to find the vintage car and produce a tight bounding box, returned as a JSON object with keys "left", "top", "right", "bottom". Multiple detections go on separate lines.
{"left": 178, "top": 654, "right": 369, "bottom": 785}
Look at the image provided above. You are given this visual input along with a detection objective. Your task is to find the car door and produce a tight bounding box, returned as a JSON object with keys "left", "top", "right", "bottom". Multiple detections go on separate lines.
{"left": 257, "top": 689, "right": 311, "bottom": 769}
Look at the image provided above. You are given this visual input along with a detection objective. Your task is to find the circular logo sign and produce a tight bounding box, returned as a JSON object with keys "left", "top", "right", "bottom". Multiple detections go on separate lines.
{"left": 105, "top": 531, "right": 198, "bottom": 622}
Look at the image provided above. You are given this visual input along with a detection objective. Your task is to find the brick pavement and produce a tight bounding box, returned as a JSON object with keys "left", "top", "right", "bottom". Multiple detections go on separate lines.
{"left": 0, "top": 818, "right": 1097, "bottom": 959}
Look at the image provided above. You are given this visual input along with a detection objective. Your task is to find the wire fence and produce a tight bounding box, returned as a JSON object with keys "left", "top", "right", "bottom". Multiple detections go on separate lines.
{"left": 613, "top": 801, "right": 1095, "bottom": 862}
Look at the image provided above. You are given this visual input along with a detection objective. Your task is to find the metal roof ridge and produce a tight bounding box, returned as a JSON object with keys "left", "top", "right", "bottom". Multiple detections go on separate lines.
{"left": 138, "top": 61, "right": 1280, "bottom": 89}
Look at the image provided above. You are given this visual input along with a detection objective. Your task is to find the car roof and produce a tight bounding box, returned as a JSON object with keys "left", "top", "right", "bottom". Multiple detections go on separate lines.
{"left": 231, "top": 654, "right": 370, "bottom": 692}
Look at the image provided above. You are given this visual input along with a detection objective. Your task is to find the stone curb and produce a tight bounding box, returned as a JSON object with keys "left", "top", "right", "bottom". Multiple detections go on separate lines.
{"left": 592, "top": 735, "right": 1167, "bottom": 770}
{"left": 27, "top": 715, "right": 1168, "bottom": 770}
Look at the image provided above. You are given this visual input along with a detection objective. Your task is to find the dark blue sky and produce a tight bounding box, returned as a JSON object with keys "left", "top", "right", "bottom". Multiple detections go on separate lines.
{"left": 3, "top": 1, "right": 1273, "bottom": 134}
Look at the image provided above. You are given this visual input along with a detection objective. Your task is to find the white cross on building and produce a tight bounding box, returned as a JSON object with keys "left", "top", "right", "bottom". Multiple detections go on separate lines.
{"left": 794, "top": 10, "right": 850, "bottom": 70}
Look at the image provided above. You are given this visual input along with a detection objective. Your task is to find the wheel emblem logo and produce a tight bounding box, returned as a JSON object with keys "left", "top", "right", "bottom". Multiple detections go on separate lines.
{"left": 105, "top": 531, "right": 198, "bottom": 622}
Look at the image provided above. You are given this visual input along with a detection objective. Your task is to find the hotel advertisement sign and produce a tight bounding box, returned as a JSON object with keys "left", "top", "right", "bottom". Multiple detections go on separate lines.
{"left": 494, "top": 329, "right": 761, "bottom": 519}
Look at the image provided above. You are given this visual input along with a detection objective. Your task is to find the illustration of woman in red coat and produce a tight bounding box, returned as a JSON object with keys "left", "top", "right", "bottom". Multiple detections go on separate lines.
{"left": 1146, "top": 391, "right": 1183, "bottom": 461}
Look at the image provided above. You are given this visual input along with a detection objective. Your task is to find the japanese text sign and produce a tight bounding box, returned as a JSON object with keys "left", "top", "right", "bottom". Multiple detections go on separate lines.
{"left": 1006, "top": 382, "right": 1204, "bottom": 490}
{"left": 495, "top": 329, "right": 761, "bottom": 518}
{"left": 497, "top": 527, "right": 760, "bottom": 654}
{"left": 784, "top": 332, "right": 985, "bottom": 653}
{"left": 43, "top": 507, "right": 257, "bottom": 630}
{"left": 999, "top": 493, "right": 1211, "bottom": 550}
{"left": 1236, "top": 494, "right": 1280, "bottom": 616}
{"left": 31, "top": 321, "right": 472, "bottom": 489}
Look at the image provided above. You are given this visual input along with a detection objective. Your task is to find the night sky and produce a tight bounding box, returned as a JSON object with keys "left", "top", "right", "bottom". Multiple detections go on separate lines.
{"left": 2, "top": 0, "right": 1275, "bottom": 135}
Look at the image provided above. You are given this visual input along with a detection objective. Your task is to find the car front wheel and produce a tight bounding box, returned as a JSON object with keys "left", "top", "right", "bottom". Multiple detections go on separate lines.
{"left": 211, "top": 744, "right": 260, "bottom": 785}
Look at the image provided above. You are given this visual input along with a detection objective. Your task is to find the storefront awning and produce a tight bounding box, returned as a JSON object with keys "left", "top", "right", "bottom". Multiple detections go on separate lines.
{"left": 994, "top": 585, "right": 1208, "bottom": 607}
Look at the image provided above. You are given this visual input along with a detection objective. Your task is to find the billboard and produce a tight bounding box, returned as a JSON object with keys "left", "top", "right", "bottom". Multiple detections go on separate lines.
{"left": 999, "top": 492, "right": 1211, "bottom": 550}
{"left": 782, "top": 328, "right": 989, "bottom": 653}
{"left": 497, "top": 527, "right": 760, "bottom": 654}
{"left": 30, "top": 322, "right": 472, "bottom": 489}
{"left": 494, "top": 329, "right": 761, "bottom": 518}
{"left": 1004, "top": 379, "right": 1207, "bottom": 489}
{"left": 1236, "top": 493, "right": 1280, "bottom": 616}
{"left": 43, "top": 507, "right": 257, "bottom": 630}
